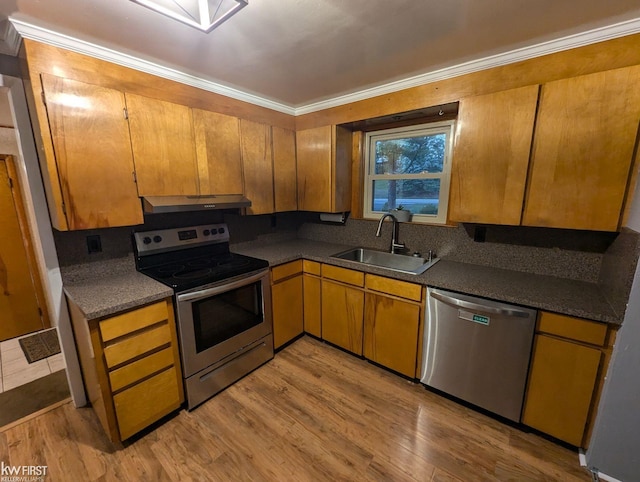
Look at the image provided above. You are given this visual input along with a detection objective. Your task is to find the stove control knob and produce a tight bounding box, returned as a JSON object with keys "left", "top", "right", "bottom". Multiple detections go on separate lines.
{"left": 218, "top": 227, "right": 225, "bottom": 234}
{"left": 143, "top": 236, "right": 152, "bottom": 245}
{"left": 203, "top": 229, "right": 210, "bottom": 236}
{"left": 153, "top": 235, "right": 162, "bottom": 243}
{"left": 210, "top": 228, "right": 218, "bottom": 235}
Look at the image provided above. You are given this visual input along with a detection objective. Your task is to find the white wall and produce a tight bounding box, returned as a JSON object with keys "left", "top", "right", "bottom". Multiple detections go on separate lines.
{"left": 1, "top": 77, "right": 86, "bottom": 406}
{"left": 585, "top": 157, "right": 640, "bottom": 480}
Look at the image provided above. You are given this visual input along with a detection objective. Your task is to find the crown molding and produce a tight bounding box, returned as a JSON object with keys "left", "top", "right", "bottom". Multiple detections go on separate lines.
{"left": 0, "top": 20, "right": 22, "bottom": 56}
{"left": 295, "top": 17, "right": 640, "bottom": 115}
{"left": 9, "top": 17, "right": 296, "bottom": 115}
{"left": 9, "top": 16, "right": 640, "bottom": 117}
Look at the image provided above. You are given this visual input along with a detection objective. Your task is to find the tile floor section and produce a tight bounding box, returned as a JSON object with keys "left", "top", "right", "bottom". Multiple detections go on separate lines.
{"left": 0, "top": 329, "right": 66, "bottom": 393}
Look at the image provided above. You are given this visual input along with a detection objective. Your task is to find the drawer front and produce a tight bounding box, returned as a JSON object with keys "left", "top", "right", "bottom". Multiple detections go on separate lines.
{"left": 303, "top": 260, "right": 321, "bottom": 276}
{"left": 99, "top": 301, "right": 169, "bottom": 342}
{"left": 537, "top": 312, "right": 607, "bottom": 346}
{"left": 322, "top": 264, "right": 364, "bottom": 287}
{"left": 113, "top": 366, "right": 182, "bottom": 440}
{"left": 365, "top": 274, "right": 422, "bottom": 302}
{"left": 109, "top": 347, "right": 175, "bottom": 392}
{"left": 272, "top": 260, "right": 303, "bottom": 282}
{"left": 103, "top": 322, "right": 172, "bottom": 368}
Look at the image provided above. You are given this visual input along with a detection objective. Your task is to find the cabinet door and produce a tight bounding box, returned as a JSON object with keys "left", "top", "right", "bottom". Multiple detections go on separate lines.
{"left": 126, "top": 93, "right": 199, "bottom": 196}
{"left": 240, "top": 119, "right": 274, "bottom": 214}
{"left": 272, "top": 274, "right": 304, "bottom": 349}
{"left": 297, "top": 126, "right": 332, "bottom": 212}
{"left": 522, "top": 334, "right": 602, "bottom": 446}
{"left": 297, "top": 126, "right": 352, "bottom": 213}
{"left": 523, "top": 66, "right": 640, "bottom": 231}
{"left": 303, "top": 274, "right": 321, "bottom": 338}
{"left": 272, "top": 126, "right": 297, "bottom": 212}
{"left": 449, "top": 86, "right": 538, "bottom": 225}
{"left": 321, "top": 279, "right": 364, "bottom": 355}
{"left": 364, "top": 293, "right": 421, "bottom": 377}
{"left": 41, "top": 74, "right": 143, "bottom": 229}
{"left": 193, "top": 109, "right": 243, "bottom": 195}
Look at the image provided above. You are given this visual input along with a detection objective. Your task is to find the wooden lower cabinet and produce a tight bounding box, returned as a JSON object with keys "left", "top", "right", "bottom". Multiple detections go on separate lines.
{"left": 303, "top": 261, "right": 322, "bottom": 338}
{"left": 522, "top": 312, "right": 610, "bottom": 447}
{"left": 271, "top": 261, "right": 304, "bottom": 349}
{"left": 321, "top": 279, "right": 364, "bottom": 355}
{"left": 364, "top": 292, "right": 421, "bottom": 378}
{"left": 67, "top": 298, "right": 184, "bottom": 443}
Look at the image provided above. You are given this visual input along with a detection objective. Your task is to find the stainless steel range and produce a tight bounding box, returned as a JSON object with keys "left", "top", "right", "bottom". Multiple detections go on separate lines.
{"left": 134, "top": 223, "right": 273, "bottom": 410}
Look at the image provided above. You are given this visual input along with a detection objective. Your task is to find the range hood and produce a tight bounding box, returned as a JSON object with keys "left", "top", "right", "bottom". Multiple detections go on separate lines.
{"left": 142, "top": 194, "right": 251, "bottom": 214}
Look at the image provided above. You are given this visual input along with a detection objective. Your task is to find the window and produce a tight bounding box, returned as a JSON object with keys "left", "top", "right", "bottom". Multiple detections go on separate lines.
{"left": 363, "top": 120, "right": 454, "bottom": 224}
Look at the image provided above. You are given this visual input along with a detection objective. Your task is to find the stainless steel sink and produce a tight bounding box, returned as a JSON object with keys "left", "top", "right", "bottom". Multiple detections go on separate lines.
{"left": 331, "top": 247, "right": 439, "bottom": 275}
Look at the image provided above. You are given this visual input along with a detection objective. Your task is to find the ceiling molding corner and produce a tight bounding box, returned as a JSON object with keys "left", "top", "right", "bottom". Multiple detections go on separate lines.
{"left": 0, "top": 19, "right": 22, "bottom": 56}
{"left": 294, "top": 17, "right": 640, "bottom": 116}
{"left": 8, "top": 17, "right": 296, "bottom": 116}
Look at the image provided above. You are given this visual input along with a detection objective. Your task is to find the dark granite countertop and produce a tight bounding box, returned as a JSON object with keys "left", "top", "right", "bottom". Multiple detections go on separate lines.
{"left": 61, "top": 238, "right": 620, "bottom": 324}
{"left": 232, "top": 238, "right": 620, "bottom": 324}
{"left": 61, "top": 256, "right": 173, "bottom": 320}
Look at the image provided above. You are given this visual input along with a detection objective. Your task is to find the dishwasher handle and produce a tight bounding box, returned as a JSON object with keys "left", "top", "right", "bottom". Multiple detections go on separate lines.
{"left": 430, "top": 290, "right": 533, "bottom": 318}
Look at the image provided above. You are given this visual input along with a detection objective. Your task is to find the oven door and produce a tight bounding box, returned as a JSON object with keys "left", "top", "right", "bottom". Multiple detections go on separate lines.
{"left": 176, "top": 269, "right": 273, "bottom": 378}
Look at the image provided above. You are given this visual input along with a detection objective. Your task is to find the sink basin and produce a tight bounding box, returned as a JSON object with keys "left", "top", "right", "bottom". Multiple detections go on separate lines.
{"left": 331, "top": 247, "right": 439, "bottom": 275}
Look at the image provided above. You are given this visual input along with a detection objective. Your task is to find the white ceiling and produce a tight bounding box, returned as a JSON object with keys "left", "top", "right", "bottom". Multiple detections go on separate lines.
{"left": 1, "top": 0, "right": 640, "bottom": 113}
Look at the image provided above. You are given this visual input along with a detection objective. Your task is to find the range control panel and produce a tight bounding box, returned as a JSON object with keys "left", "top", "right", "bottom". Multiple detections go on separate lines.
{"left": 134, "top": 223, "right": 230, "bottom": 255}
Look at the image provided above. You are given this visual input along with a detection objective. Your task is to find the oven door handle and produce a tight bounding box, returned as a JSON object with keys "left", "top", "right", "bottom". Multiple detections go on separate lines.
{"left": 176, "top": 269, "right": 268, "bottom": 302}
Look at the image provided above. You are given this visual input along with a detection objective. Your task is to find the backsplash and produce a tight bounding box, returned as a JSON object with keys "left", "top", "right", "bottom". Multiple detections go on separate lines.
{"left": 53, "top": 211, "right": 639, "bottom": 316}
{"left": 297, "top": 218, "right": 609, "bottom": 282}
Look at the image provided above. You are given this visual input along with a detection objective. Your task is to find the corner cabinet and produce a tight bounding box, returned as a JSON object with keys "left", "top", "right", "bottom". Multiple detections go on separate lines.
{"left": 38, "top": 74, "right": 143, "bottom": 230}
{"left": 67, "top": 298, "right": 184, "bottom": 443}
{"left": 271, "top": 261, "right": 304, "bottom": 349}
{"left": 450, "top": 65, "right": 640, "bottom": 231}
{"left": 296, "top": 125, "right": 352, "bottom": 213}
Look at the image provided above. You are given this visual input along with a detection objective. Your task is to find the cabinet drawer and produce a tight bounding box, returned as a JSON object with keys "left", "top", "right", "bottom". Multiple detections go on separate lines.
{"left": 272, "top": 260, "right": 303, "bottom": 282}
{"left": 365, "top": 274, "right": 422, "bottom": 302}
{"left": 537, "top": 312, "right": 607, "bottom": 346}
{"left": 322, "top": 264, "right": 364, "bottom": 287}
{"left": 108, "top": 347, "right": 175, "bottom": 392}
{"left": 103, "top": 322, "right": 172, "bottom": 368}
{"left": 99, "top": 301, "right": 169, "bottom": 342}
{"left": 113, "top": 366, "right": 182, "bottom": 440}
{"left": 303, "top": 260, "right": 321, "bottom": 276}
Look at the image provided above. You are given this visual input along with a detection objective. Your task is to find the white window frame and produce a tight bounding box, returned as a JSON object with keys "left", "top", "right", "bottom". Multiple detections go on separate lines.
{"left": 363, "top": 120, "right": 455, "bottom": 225}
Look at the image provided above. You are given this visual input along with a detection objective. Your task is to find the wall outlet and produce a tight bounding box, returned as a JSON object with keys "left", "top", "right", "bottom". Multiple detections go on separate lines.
{"left": 86, "top": 234, "right": 102, "bottom": 253}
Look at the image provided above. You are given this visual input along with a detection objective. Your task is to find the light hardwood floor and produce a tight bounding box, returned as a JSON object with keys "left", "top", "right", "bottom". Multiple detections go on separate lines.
{"left": 1, "top": 336, "right": 590, "bottom": 481}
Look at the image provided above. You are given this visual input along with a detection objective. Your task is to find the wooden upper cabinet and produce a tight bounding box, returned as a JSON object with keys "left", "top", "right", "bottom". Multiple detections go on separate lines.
{"left": 523, "top": 65, "right": 640, "bottom": 231}
{"left": 272, "top": 126, "right": 297, "bottom": 212}
{"left": 449, "top": 86, "right": 538, "bottom": 225}
{"left": 240, "top": 119, "right": 274, "bottom": 214}
{"left": 296, "top": 125, "right": 352, "bottom": 213}
{"left": 193, "top": 109, "right": 243, "bottom": 195}
{"left": 125, "top": 93, "right": 199, "bottom": 196}
{"left": 41, "top": 74, "right": 143, "bottom": 230}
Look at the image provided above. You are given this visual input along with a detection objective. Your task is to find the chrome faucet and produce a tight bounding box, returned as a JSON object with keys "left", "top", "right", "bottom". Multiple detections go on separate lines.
{"left": 375, "top": 213, "right": 406, "bottom": 254}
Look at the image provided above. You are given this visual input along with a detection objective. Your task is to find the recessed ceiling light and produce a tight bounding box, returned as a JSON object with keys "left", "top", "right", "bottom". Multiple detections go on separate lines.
{"left": 130, "top": 0, "right": 248, "bottom": 33}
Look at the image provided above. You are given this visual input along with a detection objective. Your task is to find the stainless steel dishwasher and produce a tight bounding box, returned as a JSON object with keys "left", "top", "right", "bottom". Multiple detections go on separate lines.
{"left": 420, "top": 288, "right": 537, "bottom": 422}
